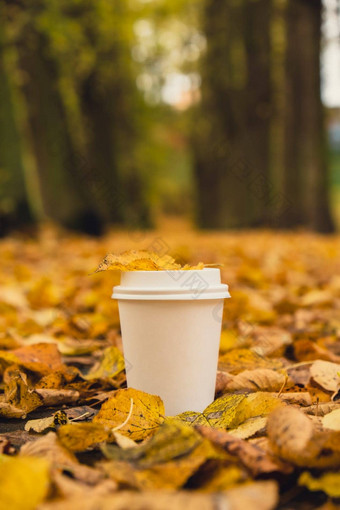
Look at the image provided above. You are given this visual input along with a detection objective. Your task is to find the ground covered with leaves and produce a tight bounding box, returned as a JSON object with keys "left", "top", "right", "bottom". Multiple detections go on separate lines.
{"left": 0, "top": 225, "right": 339, "bottom": 510}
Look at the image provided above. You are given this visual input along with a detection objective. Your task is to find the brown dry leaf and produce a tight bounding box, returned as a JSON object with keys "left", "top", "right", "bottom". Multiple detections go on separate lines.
{"left": 226, "top": 368, "right": 288, "bottom": 392}
{"left": 21, "top": 432, "right": 104, "bottom": 485}
{"left": 25, "top": 410, "right": 68, "bottom": 433}
{"left": 0, "top": 369, "right": 43, "bottom": 418}
{"left": 93, "top": 388, "right": 165, "bottom": 441}
{"left": 95, "top": 250, "right": 205, "bottom": 272}
{"left": 278, "top": 392, "right": 313, "bottom": 406}
{"left": 250, "top": 326, "right": 292, "bottom": 357}
{"left": 196, "top": 426, "right": 292, "bottom": 476}
{"left": 0, "top": 455, "right": 50, "bottom": 510}
{"left": 0, "top": 343, "right": 63, "bottom": 376}
{"left": 53, "top": 472, "right": 117, "bottom": 500}
{"left": 304, "top": 401, "right": 340, "bottom": 416}
{"left": 57, "top": 422, "right": 114, "bottom": 451}
{"left": 310, "top": 360, "right": 340, "bottom": 392}
{"left": 322, "top": 409, "right": 340, "bottom": 431}
{"left": 35, "top": 388, "right": 80, "bottom": 407}
{"left": 294, "top": 339, "right": 340, "bottom": 363}
{"left": 39, "top": 483, "right": 278, "bottom": 510}
{"left": 267, "top": 406, "right": 340, "bottom": 468}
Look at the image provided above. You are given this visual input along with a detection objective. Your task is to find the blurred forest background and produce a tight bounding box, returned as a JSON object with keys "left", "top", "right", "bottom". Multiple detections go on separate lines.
{"left": 0, "top": 0, "right": 339, "bottom": 237}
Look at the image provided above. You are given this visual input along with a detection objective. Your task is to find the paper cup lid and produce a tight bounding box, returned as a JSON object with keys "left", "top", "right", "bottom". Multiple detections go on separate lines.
{"left": 112, "top": 268, "right": 230, "bottom": 301}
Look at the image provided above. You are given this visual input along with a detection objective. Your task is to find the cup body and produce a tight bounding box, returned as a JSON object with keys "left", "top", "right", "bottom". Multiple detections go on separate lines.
{"left": 112, "top": 269, "right": 230, "bottom": 416}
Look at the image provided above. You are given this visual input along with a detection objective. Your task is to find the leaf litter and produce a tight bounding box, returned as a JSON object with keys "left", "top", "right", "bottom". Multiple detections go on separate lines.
{"left": 0, "top": 228, "right": 340, "bottom": 509}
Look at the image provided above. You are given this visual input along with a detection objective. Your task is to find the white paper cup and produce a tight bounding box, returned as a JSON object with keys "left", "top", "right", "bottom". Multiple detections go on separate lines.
{"left": 112, "top": 268, "right": 230, "bottom": 416}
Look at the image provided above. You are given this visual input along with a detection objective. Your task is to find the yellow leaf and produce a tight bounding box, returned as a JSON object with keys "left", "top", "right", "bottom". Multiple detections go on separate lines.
{"left": 198, "top": 465, "right": 246, "bottom": 492}
{"left": 203, "top": 392, "right": 282, "bottom": 429}
{"left": 101, "top": 422, "right": 202, "bottom": 466}
{"left": 228, "top": 416, "right": 267, "bottom": 439}
{"left": 135, "top": 438, "right": 224, "bottom": 490}
{"left": 0, "top": 455, "right": 50, "bottom": 510}
{"left": 58, "top": 422, "right": 113, "bottom": 451}
{"left": 300, "top": 289, "right": 333, "bottom": 307}
{"left": 218, "top": 349, "right": 283, "bottom": 375}
{"left": 219, "top": 330, "right": 240, "bottom": 353}
{"left": 299, "top": 471, "right": 340, "bottom": 498}
{"left": 173, "top": 411, "right": 210, "bottom": 427}
{"left": 83, "top": 346, "right": 125, "bottom": 381}
{"left": 102, "top": 422, "right": 226, "bottom": 490}
{"left": 93, "top": 388, "right": 165, "bottom": 441}
{"left": 94, "top": 250, "right": 205, "bottom": 272}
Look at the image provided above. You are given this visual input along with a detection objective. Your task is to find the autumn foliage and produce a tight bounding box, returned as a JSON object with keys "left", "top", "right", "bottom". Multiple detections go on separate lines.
{"left": 0, "top": 226, "right": 339, "bottom": 510}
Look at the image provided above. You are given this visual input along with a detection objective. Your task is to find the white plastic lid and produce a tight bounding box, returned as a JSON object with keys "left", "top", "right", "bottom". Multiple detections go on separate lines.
{"left": 112, "top": 268, "right": 230, "bottom": 301}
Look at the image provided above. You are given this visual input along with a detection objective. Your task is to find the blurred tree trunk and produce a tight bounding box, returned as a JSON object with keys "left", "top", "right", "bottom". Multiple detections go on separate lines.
{"left": 278, "top": 0, "right": 334, "bottom": 232}
{"left": 79, "top": 0, "right": 151, "bottom": 228}
{"left": 0, "top": 19, "right": 32, "bottom": 236}
{"left": 15, "top": 15, "right": 102, "bottom": 234}
{"left": 193, "top": 0, "right": 272, "bottom": 228}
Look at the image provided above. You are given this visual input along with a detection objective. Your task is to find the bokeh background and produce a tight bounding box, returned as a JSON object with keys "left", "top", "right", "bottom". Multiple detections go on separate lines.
{"left": 0, "top": 0, "right": 339, "bottom": 237}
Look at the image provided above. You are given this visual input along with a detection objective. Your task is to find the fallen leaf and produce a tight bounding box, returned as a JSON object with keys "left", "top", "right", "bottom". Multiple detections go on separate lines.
{"left": 196, "top": 465, "right": 246, "bottom": 492}
{"left": 294, "top": 339, "right": 340, "bottom": 363}
{"left": 228, "top": 416, "right": 267, "bottom": 439}
{"left": 21, "top": 432, "right": 104, "bottom": 485}
{"left": 203, "top": 392, "right": 282, "bottom": 429}
{"left": 25, "top": 410, "right": 68, "bottom": 433}
{"left": 38, "top": 482, "right": 278, "bottom": 510}
{"left": 101, "top": 422, "right": 203, "bottom": 467}
{"left": 57, "top": 422, "right": 114, "bottom": 451}
{"left": 94, "top": 250, "right": 205, "bottom": 272}
{"left": 83, "top": 346, "right": 125, "bottom": 381}
{"left": 196, "top": 426, "right": 292, "bottom": 476}
{"left": 0, "top": 455, "right": 50, "bottom": 510}
{"left": 226, "top": 369, "right": 287, "bottom": 392}
{"left": 300, "top": 289, "right": 333, "bottom": 307}
{"left": 267, "top": 406, "right": 340, "bottom": 468}
{"left": 35, "top": 388, "right": 80, "bottom": 407}
{"left": 304, "top": 401, "right": 340, "bottom": 416}
{"left": 299, "top": 471, "right": 340, "bottom": 498}
{"left": 53, "top": 471, "right": 117, "bottom": 500}
{"left": 310, "top": 360, "right": 340, "bottom": 392}
{"left": 218, "top": 349, "right": 283, "bottom": 374}
{"left": 278, "top": 392, "right": 313, "bottom": 406}
{"left": 0, "top": 343, "right": 63, "bottom": 376}
{"left": 0, "top": 369, "right": 43, "bottom": 418}
{"left": 322, "top": 408, "right": 340, "bottom": 431}
{"left": 93, "top": 388, "right": 165, "bottom": 441}
{"left": 113, "top": 431, "right": 137, "bottom": 449}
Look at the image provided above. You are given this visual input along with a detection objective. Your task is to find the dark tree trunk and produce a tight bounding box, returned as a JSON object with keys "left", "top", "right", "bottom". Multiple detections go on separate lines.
{"left": 193, "top": 0, "right": 272, "bottom": 228}
{"left": 0, "top": 18, "right": 33, "bottom": 236}
{"left": 279, "top": 0, "right": 334, "bottom": 232}
{"left": 16, "top": 16, "right": 102, "bottom": 234}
